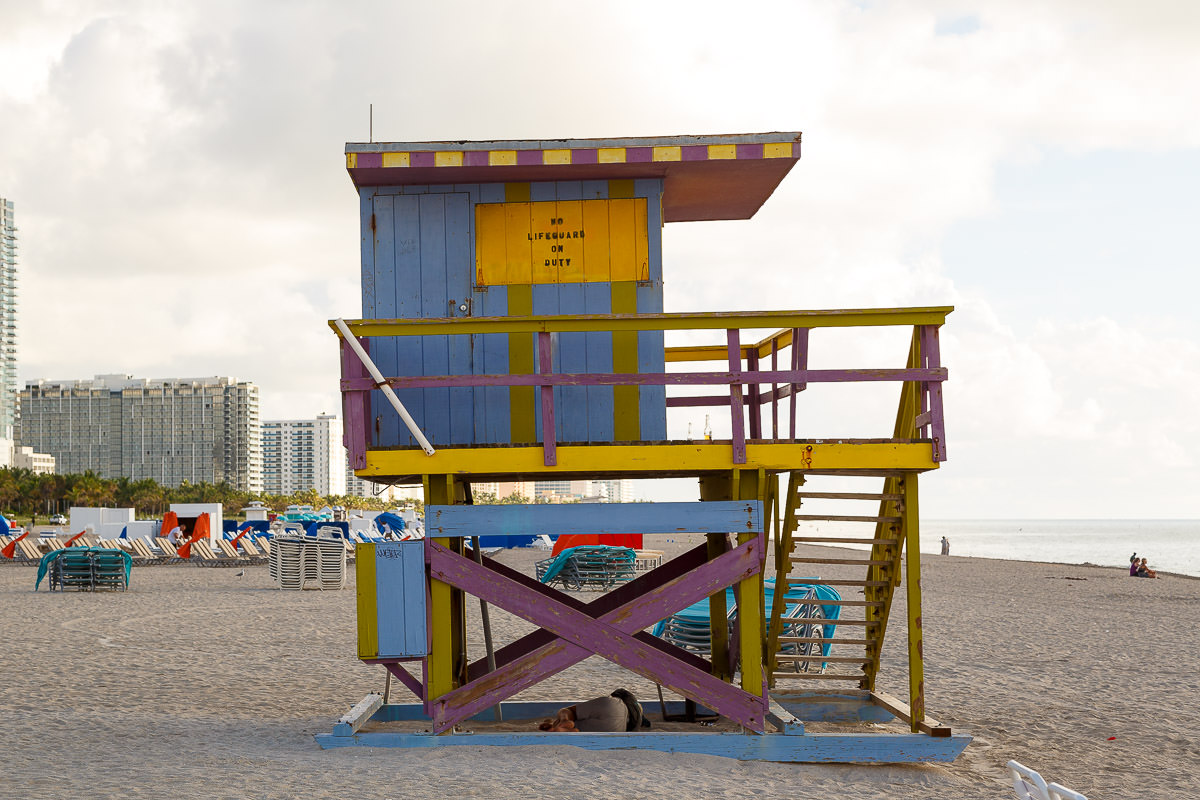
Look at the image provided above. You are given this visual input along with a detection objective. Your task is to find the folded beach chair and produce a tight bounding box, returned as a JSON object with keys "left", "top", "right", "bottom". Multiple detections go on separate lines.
{"left": 188, "top": 539, "right": 219, "bottom": 562}
{"left": 129, "top": 537, "right": 159, "bottom": 560}
{"left": 16, "top": 536, "right": 43, "bottom": 560}
{"left": 215, "top": 538, "right": 248, "bottom": 561}
{"left": 1007, "top": 760, "right": 1088, "bottom": 800}
{"left": 236, "top": 537, "right": 263, "bottom": 557}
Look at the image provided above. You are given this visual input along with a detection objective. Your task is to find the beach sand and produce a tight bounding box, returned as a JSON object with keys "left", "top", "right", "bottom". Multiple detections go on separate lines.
{"left": 2, "top": 541, "right": 1195, "bottom": 799}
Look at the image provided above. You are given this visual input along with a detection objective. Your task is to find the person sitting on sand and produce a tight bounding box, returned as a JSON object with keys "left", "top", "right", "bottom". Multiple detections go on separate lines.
{"left": 1136, "top": 557, "right": 1158, "bottom": 579}
{"left": 538, "top": 689, "right": 649, "bottom": 732}
{"left": 1130, "top": 553, "right": 1139, "bottom": 577}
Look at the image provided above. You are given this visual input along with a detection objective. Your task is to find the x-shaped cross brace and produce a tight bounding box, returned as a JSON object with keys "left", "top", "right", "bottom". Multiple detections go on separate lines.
{"left": 426, "top": 536, "right": 768, "bottom": 734}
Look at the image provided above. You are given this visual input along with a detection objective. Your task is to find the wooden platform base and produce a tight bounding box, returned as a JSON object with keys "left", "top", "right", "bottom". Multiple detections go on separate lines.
{"left": 314, "top": 694, "right": 970, "bottom": 763}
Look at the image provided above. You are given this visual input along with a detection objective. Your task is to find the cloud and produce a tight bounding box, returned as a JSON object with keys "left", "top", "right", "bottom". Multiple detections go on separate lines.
{"left": 1, "top": 0, "right": 1196, "bottom": 514}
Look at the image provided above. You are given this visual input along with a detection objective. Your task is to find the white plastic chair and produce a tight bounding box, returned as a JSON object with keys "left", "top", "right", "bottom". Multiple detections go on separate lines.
{"left": 1007, "top": 760, "right": 1088, "bottom": 800}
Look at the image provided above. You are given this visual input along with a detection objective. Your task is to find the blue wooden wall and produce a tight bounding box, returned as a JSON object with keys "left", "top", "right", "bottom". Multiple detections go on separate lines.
{"left": 360, "top": 180, "right": 666, "bottom": 448}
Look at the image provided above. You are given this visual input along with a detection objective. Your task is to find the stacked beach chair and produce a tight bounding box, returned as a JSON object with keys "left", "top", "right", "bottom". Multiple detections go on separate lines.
{"left": 268, "top": 536, "right": 346, "bottom": 590}
{"left": 536, "top": 546, "right": 637, "bottom": 591}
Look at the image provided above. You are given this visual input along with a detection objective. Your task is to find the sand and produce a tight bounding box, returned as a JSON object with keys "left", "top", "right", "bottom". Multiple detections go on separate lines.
{"left": 1, "top": 540, "right": 1196, "bottom": 799}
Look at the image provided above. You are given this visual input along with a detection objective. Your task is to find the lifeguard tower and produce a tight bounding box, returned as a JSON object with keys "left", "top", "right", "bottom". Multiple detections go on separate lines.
{"left": 319, "top": 133, "right": 967, "bottom": 761}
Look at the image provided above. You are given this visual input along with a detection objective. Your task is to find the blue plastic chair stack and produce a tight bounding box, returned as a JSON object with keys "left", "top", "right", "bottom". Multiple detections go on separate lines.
{"left": 651, "top": 578, "right": 841, "bottom": 666}
{"left": 36, "top": 547, "right": 132, "bottom": 592}
{"left": 536, "top": 546, "right": 637, "bottom": 591}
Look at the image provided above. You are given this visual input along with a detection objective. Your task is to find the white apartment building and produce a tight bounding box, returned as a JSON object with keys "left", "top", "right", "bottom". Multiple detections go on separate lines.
{"left": 0, "top": 198, "right": 19, "bottom": 450}
{"left": 261, "top": 414, "right": 346, "bottom": 496}
{"left": 12, "top": 445, "right": 54, "bottom": 474}
{"left": 16, "top": 374, "right": 262, "bottom": 491}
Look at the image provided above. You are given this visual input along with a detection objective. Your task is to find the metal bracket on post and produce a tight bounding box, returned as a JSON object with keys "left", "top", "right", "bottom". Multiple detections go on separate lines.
{"left": 334, "top": 318, "right": 436, "bottom": 456}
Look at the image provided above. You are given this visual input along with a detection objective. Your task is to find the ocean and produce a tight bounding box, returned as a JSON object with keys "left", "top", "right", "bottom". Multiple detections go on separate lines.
{"left": 789, "top": 519, "right": 1200, "bottom": 578}
{"left": 922, "top": 519, "right": 1200, "bottom": 578}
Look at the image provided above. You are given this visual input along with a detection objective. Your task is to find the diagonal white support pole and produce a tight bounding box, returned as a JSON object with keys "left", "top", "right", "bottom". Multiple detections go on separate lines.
{"left": 334, "top": 318, "right": 436, "bottom": 456}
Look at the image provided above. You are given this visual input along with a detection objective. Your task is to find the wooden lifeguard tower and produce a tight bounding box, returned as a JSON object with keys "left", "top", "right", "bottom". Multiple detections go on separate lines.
{"left": 318, "top": 133, "right": 968, "bottom": 761}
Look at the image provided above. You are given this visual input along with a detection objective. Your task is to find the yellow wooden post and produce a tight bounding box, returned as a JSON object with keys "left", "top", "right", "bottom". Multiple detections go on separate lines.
{"left": 902, "top": 473, "right": 925, "bottom": 731}
{"left": 425, "top": 474, "right": 466, "bottom": 705}
{"left": 699, "top": 475, "right": 731, "bottom": 682}
{"left": 737, "top": 469, "right": 765, "bottom": 701}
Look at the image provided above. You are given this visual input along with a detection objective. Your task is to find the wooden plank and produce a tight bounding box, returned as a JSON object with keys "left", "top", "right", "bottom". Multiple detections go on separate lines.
{"left": 774, "top": 655, "right": 868, "bottom": 664}
{"left": 315, "top": 728, "right": 973, "bottom": 763}
{"left": 870, "top": 690, "right": 951, "bottom": 737}
{"left": 796, "top": 579, "right": 890, "bottom": 588}
{"left": 792, "top": 619, "right": 880, "bottom": 627}
{"left": 419, "top": 193, "right": 452, "bottom": 444}
{"left": 443, "top": 191, "right": 474, "bottom": 445}
{"left": 791, "top": 537, "right": 898, "bottom": 545}
{"left": 426, "top": 501, "right": 762, "bottom": 537}
{"left": 771, "top": 673, "right": 868, "bottom": 681}
{"left": 788, "top": 557, "right": 893, "bottom": 567}
{"left": 582, "top": 281, "right": 614, "bottom": 442}
{"left": 611, "top": 281, "right": 640, "bottom": 441}
{"left": 727, "top": 330, "right": 746, "bottom": 464}
{"left": 507, "top": 285, "right": 536, "bottom": 443}
{"left": 332, "top": 693, "right": 384, "bottom": 736}
{"left": 389, "top": 194, "right": 425, "bottom": 448}
{"left": 537, "top": 331, "right": 556, "bottom": 466}
{"left": 795, "top": 492, "right": 902, "bottom": 501}
{"left": 636, "top": 276, "right": 667, "bottom": 441}
{"left": 902, "top": 474, "right": 926, "bottom": 732}
{"left": 334, "top": 306, "right": 956, "bottom": 337}
{"left": 479, "top": 280, "right": 509, "bottom": 443}
{"left": 794, "top": 514, "right": 901, "bottom": 523}
{"left": 808, "top": 599, "right": 884, "bottom": 607}
{"left": 778, "top": 637, "right": 874, "bottom": 645}
{"left": 556, "top": 281, "right": 589, "bottom": 443}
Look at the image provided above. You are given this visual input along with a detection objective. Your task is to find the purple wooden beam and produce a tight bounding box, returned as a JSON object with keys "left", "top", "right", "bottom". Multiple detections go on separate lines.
{"left": 538, "top": 331, "right": 557, "bottom": 466}
{"left": 922, "top": 325, "right": 948, "bottom": 462}
{"left": 727, "top": 329, "right": 746, "bottom": 464}
{"left": 790, "top": 328, "right": 809, "bottom": 439}
{"left": 383, "top": 662, "right": 424, "bottom": 700}
{"left": 340, "top": 338, "right": 371, "bottom": 468}
{"left": 770, "top": 339, "right": 779, "bottom": 440}
{"left": 342, "top": 367, "right": 947, "bottom": 392}
{"left": 427, "top": 538, "right": 767, "bottom": 733}
{"left": 466, "top": 544, "right": 712, "bottom": 680}
{"left": 747, "top": 351, "right": 762, "bottom": 440}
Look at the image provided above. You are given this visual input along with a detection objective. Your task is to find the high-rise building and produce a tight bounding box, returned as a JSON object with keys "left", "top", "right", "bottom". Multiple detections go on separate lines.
{"left": 0, "top": 197, "right": 18, "bottom": 445}
{"left": 15, "top": 374, "right": 262, "bottom": 491}
{"left": 531, "top": 479, "right": 632, "bottom": 503}
{"left": 261, "top": 414, "right": 347, "bottom": 497}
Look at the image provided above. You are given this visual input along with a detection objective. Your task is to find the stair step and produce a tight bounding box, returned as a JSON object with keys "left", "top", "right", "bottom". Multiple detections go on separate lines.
{"left": 812, "top": 600, "right": 885, "bottom": 607}
{"left": 774, "top": 655, "right": 869, "bottom": 664}
{"left": 772, "top": 672, "right": 866, "bottom": 681}
{"left": 794, "top": 514, "right": 901, "bottom": 523}
{"left": 778, "top": 636, "right": 875, "bottom": 645}
{"left": 792, "top": 578, "right": 890, "bottom": 588}
{"left": 791, "top": 537, "right": 898, "bottom": 545}
{"left": 801, "top": 619, "right": 881, "bottom": 626}
{"left": 795, "top": 492, "right": 902, "bottom": 501}
{"left": 788, "top": 557, "right": 893, "bottom": 566}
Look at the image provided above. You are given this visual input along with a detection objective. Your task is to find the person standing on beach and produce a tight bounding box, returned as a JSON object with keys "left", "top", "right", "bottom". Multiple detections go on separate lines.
{"left": 940, "top": 536, "right": 950, "bottom": 555}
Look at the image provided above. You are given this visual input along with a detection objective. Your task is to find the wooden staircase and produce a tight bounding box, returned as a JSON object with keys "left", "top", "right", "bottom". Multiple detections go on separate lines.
{"left": 766, "top": 473, "right": 916, "bottom": 689}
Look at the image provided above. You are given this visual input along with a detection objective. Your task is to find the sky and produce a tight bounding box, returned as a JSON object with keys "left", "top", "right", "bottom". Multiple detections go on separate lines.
{"left": 1, "top": 0, "right": 1196, "bottom": 517}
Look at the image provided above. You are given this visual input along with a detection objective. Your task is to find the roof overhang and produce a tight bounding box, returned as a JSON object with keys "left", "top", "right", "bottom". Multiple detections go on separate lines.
{"left": 345, "top": 132, "right": 801, "bottom": 222}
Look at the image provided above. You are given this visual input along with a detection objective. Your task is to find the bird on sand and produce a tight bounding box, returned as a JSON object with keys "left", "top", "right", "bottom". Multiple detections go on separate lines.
{"left": 235, "top": 569, "right": 245, "bottom": 577}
